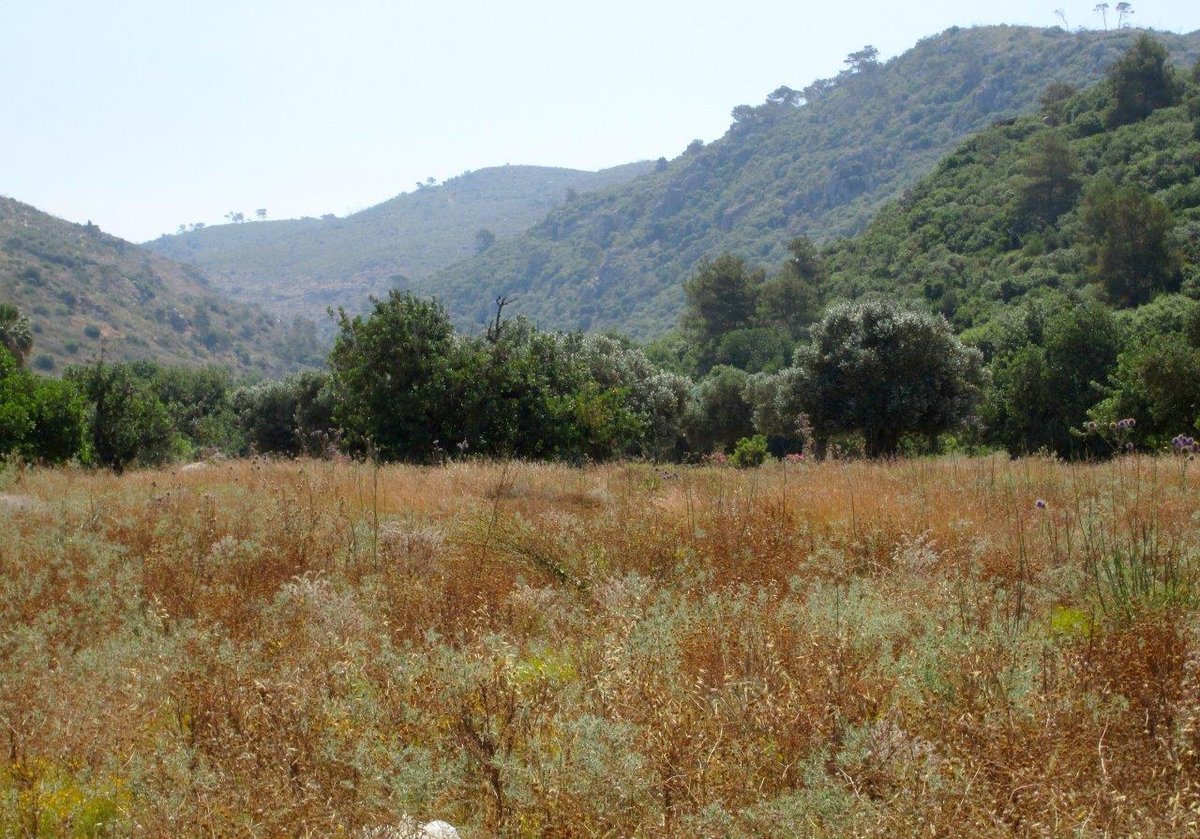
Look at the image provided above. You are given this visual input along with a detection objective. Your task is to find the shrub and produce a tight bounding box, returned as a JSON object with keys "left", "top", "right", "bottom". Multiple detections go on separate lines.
{"left": 234, "top": 371, "right": 336, "bottom": 457}
{"left": 682, "top": 366, "right": 754, "bottom": 455}
{"left": 0, "top": 348, "right": 86, "bottom": 462}
{"left": 730, "top": 434, "right": 769, "bottom": 468}
{"left": 24, "top": 376, "right": 86, "bottom": 463}
{"left": 66, "top": 358, "right": 176, "bottom": 471}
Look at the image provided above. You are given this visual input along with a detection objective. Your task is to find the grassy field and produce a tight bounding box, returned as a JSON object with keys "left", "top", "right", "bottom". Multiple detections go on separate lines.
{"left": 2, "top": 456, "right": 1200, "bottom": 837}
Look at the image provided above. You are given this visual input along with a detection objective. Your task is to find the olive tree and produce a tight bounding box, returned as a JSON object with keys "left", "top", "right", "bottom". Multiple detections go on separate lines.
{"left": 794, "top": 300, "right": 985, "bottom": 457}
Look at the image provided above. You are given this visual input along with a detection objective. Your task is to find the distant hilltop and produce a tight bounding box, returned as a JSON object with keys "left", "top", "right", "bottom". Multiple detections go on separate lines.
{"left": 145, "top": 163, "right": 655, "bottom": 326}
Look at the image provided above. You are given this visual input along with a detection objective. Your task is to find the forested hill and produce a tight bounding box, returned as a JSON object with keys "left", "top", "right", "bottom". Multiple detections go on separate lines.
{"left": 0, "top": 196, "right": 322, "bottom": 375}
{"left": 145, "top": 163, "right": 654, "bottom": 323}
{"left": 820, "top": 36, "right": 1200, "bottom": 332}
{"left": 425, "top": 25, "right": 1200, "bottom": 339}
{"left": 654, "top": 35, "right": 1200, "bottom": 459}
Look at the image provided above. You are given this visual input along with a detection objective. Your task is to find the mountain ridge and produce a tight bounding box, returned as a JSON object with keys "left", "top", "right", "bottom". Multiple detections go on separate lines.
{"left": 146, "top": 162, "right": 655, "bottom": 323}
{"left": 422, "top": 25, "right": 1200, "bottom": 339}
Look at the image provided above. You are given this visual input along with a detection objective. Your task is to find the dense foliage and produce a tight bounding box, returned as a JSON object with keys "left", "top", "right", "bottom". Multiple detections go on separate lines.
{"left": 792, "top": 301, "right": 985, "bottom": 457}
{"left": 815, "top": 34, "right": 1200, "bottom": 455}
{"left": 678, "top": 242, "right": 822, "bottom": 374}
{"left": 328, "top": 291, "right": 690, "bottom": 463}
{"left": 0, "top": 346, "right": 86, "bottom": 463}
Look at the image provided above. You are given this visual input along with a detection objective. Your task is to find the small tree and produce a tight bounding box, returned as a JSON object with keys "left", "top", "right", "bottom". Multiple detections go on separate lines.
{"left": 1081, "top": 179, "right": 1178, "bottom": 306}
{"left": 255, "top": 208, "right": 267, "bottom": 221}
{"left": 234, "top": 370, "right": 334, "bottom": 457}
{"left": 1115, "top": 1, "right": 1133, "bottom": 28}
{"left": 682, "top": 253, "right": 763, "bottom": 369}
{"left": 712, "top": 327, "right": 792, "bottom": 373}
{"left": 25, "top": 377, "right": 87, "bottom": 463}
{"left": 1039, "top": 82, "right": 1076, "bottom": 110}
{"left": 730, "top": 104, "right": 759, "bottom": 126}
{"left": 328, "top": 291, "right": 465, "bottom": 461}
{"left": 756, "top": 236, "right": 824, "bottom": 339}
{"left": 1093, "top": 333, "right": 1200, "bottom": 442}
{"left": 1017, "top": 131, "right": 1081, "bottom": 226}
{"left": 682, "top": 366, "right": 754, "bottom": 455}
{"left": 766, "top": 86, "right": 800, "bottom": 107}
{"left": 1106, "top": 35, "right": 1177, "bottom": 127}
{"left": 474, "top": 228, "right": 496, "bottom": 254}
{"left": 0, "top": 304, "right": 33, "bottom": 367}
{"left": 0, "top": 348, "right": 35, "bottom": 454}
{"left": 843, "top": 46, "right": 880, "bottom": 74}
{"left": 983, "top": 297, "right": 1121, "bottom": 456}
{"left": 745, "top": 368, "right": 808, "bottom": 455}
{"left": 1038, "top": 82, "right": 1077, "bottom": 126}
{"left": 68, "top": 357, "right": 176, "bottom": 472}
{"left": 0, "top": 348, "right": 82, "bottom": 463}
{"left": 794, "top": 301, "right": 984, "bottom": 457}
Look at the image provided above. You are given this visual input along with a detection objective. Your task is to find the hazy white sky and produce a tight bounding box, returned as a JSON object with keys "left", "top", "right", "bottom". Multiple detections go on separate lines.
{"left": 2, "top": 1, "right": 1198, "bottom": 242}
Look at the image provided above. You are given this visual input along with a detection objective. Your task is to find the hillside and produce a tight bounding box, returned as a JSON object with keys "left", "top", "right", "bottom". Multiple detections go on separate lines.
{"left": 0, "top": 196, "right": 322, "bottom": 375}
{"left": 145, "top": 163, "right": 654, "bottom": 323}
{"left": 651, "top": 34, "right": 1200, "bottom": 459}
{"left": 820, "top": 37, "right": 1200, "bottom": 331}
{"left": 425, "top": 25, "right": 1200, "bottom": 339}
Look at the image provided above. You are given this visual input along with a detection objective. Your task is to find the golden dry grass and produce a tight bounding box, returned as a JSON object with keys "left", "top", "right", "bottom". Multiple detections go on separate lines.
{"left": 2, "top": 455, "right": 1200, "bottom": 836}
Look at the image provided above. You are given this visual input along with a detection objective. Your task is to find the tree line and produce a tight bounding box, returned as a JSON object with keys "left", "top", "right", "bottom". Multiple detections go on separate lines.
{"left": 2, "top": 282, "right": 988, "bottom": 469}
{"left": 2, "top": 259, "right": 1197, "bottom": 468}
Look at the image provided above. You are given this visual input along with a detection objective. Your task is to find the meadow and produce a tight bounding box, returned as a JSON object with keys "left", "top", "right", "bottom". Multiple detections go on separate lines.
{"left": 2, "top": 455, "right": 1199, "bottom": 837}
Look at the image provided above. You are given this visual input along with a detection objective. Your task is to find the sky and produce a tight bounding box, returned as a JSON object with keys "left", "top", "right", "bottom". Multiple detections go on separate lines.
{"left": 2, "top": 1, "right": 1198, "bottom": 243}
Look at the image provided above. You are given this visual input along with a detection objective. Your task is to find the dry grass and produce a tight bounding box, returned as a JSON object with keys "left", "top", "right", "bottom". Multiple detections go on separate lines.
{"left": 2, "top": 455, "right": 1200, "bottom": 836}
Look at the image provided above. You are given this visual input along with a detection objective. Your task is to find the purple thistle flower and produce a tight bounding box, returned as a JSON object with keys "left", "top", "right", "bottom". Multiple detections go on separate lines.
{"left": 1035, "top": 499, "right": 1047, "bottom": 510}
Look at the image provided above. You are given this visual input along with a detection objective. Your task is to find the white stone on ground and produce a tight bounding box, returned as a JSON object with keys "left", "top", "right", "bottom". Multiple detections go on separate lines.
{"left": 357, "top": 818, "right": 461, "bottom": 838}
